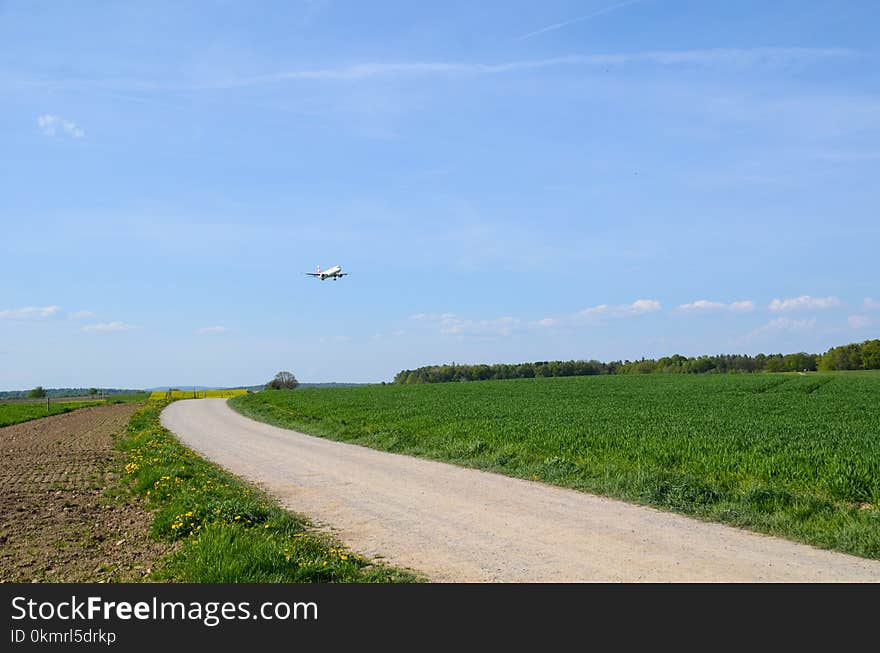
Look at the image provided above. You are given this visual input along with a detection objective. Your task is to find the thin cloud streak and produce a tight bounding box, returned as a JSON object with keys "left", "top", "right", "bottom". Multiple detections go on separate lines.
{"left": 537, "top": 298, "right": 661, "bottom": 328}
{"left": 203, "top": 48, "right": 855, "bottom": 89}
{"left": 0, "top": 305, "right": 60, "bottom": 320}
{"left": 82, "top": 321, "right": 137, "bottom": 332}
{"left": 196, "top": 325, "right": 227, "bottom": 335}
{"left": 15, "top": 48, "right": 855, "bottom": 93}
{"left": 746, "top": 317, "right": 817, "bottom": 340}
{"left": 410, "top": 313, "right": 521, "bottom": 337}
{"left": 679, "top": 299, "right": 755, "bottom": 313}
{"left": 518, "top": 0, "right": 644, "bottom": 41}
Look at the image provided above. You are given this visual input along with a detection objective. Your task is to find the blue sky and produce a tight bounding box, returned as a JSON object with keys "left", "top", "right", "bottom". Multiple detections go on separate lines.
{"left": 1, "top": 0, "right": 878, "bottom": 388}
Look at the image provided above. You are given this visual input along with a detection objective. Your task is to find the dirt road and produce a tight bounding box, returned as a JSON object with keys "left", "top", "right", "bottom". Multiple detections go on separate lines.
{"left": 161, "top": 399, "right": 880, "bottom": 582}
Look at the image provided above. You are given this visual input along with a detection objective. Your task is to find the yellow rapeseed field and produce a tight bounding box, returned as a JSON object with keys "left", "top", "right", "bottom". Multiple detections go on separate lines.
{"left": 149, "top": 389, "right": 248, "bottom": 400}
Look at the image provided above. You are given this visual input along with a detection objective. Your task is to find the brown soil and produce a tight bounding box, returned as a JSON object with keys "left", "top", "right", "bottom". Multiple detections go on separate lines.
{"left": 0, "top": 404, "right": 169, "bottom": 582}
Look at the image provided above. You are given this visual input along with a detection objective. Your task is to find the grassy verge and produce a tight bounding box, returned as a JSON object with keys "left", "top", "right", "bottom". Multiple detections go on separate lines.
{"left": 229, "top": 373, "right": 880, "bottom": 560}
{"left": 116, "top": 401, "right": 418, "bottom": 582}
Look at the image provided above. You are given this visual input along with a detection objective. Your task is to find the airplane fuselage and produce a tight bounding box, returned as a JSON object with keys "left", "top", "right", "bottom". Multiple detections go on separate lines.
{"left": 317, "top": 265, "right": 344, "bottom": 280}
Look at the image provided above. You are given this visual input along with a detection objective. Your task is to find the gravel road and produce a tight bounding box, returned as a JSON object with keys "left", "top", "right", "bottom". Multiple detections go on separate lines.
{"left": 161, "top": 399, "right": 880, "bottom": 582}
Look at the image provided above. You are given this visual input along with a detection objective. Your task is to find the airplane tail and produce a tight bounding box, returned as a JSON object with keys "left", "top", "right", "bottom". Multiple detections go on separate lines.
{"left": 317, "top": 265, "right": 321, "bottom": 274}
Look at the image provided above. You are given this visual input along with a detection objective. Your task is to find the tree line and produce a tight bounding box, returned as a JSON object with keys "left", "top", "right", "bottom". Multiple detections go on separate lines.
{"left": 393, "top": 339, "right": 880, "bottom": 384}
{"left": 0, "top": 387, "right": 144, "bottom": 400}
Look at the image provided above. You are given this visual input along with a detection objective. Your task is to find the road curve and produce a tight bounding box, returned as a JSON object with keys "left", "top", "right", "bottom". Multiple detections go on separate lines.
{"left": 161, "top": 399, "right": 880, "bottom": 582}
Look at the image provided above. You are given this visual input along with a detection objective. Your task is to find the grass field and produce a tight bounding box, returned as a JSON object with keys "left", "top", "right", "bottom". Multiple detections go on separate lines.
{"left": 0, "top": 393, "right": 149, "bottom": 428}
{"left": 230, "top": 372, "right": 880, "bottom": 559}
{"left": 0, "top": 400, "right": 104, "bottom": 427}
{"left": 117, "top": 401, "right": 417, "bottom": 582}
{"left": 149, "top": 389, "right": 248, "bottom": 400}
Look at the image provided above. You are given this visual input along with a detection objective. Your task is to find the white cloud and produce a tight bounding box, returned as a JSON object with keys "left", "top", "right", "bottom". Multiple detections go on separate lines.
{"left": 748, "top": 317, "right": 816, "bottom": 339}
{"left": 0, "top": 305, "right": 60, "bottom": 320}
{"left": 536, "top": 298, "right": 661, "bottom": 329}
{"left": 37, "top": 114, "right": 85, "bottom": 138}
{"left": 849, "top": 315, "right": 873, "bottom": 329}
{"left": 68, "top": 310, "right": 95, "bottom": 320}
{"left": 769, "top": 295, "right": 840, "bottom": 312}
{"left": 580, "top": 298, "right": 661, "bottom": 318}
{"left": 82, "top": 321, "right": 137, "bottom": 332}
{"left": 196, "top": 325, "right": 227, "bottom": 335}
{"left": 864, "top": 298, "right": 880, "bottom": 310}
{"left": 679, "top": 299, "right": 755, "bottom": 313}
{"left": 730, "top": 300, "right": 756, "bottom": 312}
{"left": 411, "top": 313, "right": 521, "bottom": 337}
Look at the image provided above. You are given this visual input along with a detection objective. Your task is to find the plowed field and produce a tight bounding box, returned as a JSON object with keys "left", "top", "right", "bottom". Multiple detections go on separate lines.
{"left": 0, "top": 404, "right": 167, "bottom": 582}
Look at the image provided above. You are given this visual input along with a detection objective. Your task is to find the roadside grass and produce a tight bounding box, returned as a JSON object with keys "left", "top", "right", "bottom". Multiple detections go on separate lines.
{"left": 0, "top": 400, "right": 104, "bottom": 427}
{"left": 229, "top": 372, "right": 880, "bottom": 560}
{"left": 116, "top": 401, "right": 418, "bottom": 583}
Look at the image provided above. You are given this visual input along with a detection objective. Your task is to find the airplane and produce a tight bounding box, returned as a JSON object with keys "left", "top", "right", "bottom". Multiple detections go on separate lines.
{"left": 305, "top": 265, "right": 349, "bottom": 281}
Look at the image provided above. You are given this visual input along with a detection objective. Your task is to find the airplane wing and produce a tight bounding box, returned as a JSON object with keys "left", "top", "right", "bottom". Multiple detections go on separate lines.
{"left": 304, "top": 272, "right": 321, "bottom": 277}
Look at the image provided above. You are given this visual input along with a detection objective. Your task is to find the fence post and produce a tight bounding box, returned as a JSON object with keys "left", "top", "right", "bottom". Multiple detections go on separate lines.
{"left": 46, "top": 396, "right": 50, "bottom": 413}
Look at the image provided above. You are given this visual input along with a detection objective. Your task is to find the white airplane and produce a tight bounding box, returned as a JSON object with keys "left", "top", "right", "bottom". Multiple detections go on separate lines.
{"left": 305, "top": 265, "right": 349, "bottom": 281}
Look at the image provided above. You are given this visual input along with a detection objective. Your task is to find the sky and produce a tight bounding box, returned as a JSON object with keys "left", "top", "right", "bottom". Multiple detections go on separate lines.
{"left": 1, "top": 0, "right": 878, "bottom": 388}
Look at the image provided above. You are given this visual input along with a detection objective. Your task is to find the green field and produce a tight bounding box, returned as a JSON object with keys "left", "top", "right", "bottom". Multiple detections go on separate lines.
{"left": 230, "top": 372, "right": 880, "bottom": 559}
{"left": 0, "top": 400, "right": 104, "bottom": 427}
{"left": 0, "top": 393, "right": 149, "bottom": 428}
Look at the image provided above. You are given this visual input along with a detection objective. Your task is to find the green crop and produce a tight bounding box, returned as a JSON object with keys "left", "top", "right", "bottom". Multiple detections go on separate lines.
{"left": 231, "top": 372, "right": 880, "bottom": 559}
{"left": 0, "top": 400, "right": 104, "bottom": 427}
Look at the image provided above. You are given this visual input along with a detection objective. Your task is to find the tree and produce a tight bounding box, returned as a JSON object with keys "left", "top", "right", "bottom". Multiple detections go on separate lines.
{"left": 861, "top": 339, "right": 880, "bottom": 370}
{"left": 89, "top": 387, "right": 98, "bottom": 396}
{"left": 28, "top": 386, "right": 46, "bottom": 398}
{"left": 265, "top": 371, "right": 299, "bottom": 390}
